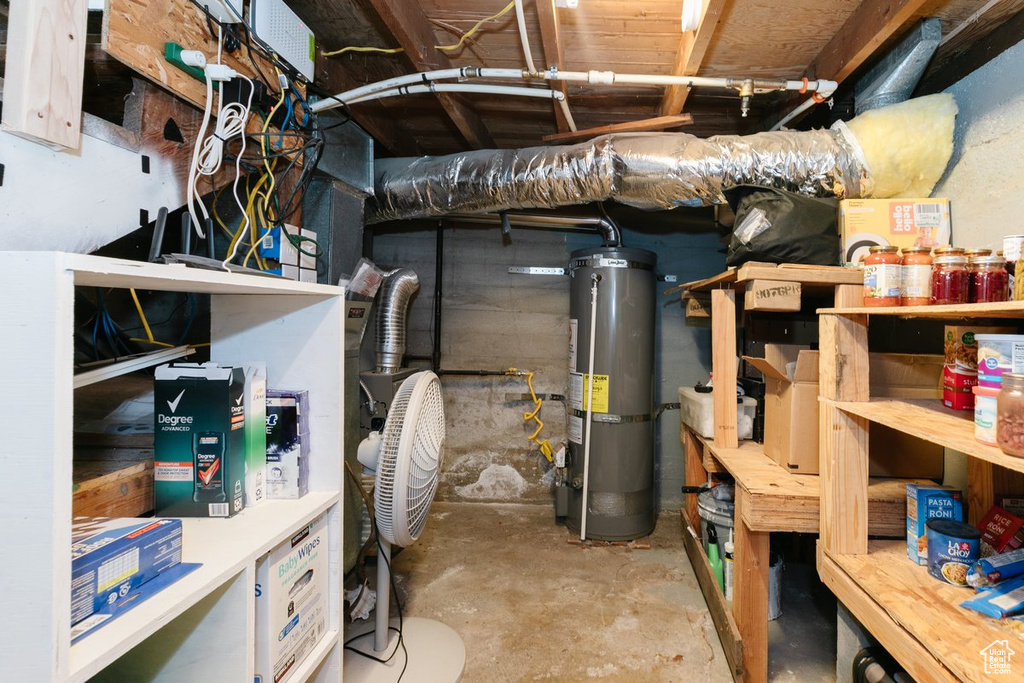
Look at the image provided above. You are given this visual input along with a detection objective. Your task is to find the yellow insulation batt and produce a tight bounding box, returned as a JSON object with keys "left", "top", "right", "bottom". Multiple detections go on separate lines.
{"left": 848, "top": 93, "right": 958, "bottom": 199}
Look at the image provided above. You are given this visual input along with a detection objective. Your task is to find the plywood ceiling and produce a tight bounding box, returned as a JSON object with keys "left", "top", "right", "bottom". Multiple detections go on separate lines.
{"left": 264, "top": 1, "right": 1024, "bottom": 155}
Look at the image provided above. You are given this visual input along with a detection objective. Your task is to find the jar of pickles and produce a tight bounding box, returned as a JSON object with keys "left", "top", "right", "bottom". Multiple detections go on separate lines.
{"left": 931, "top": 254, "right": 969, "bottom": 305}
{"left": 901, "top": 247, "right": 932, "bottom": 306}
{"left": 863, "top": 246, "right": 901, "bottom": 306}
{"left": 997, "top": 373, "right": 1024, "bottom": 457}
{"left": 969, "top": 254, "right": 1009, "bottom": 303}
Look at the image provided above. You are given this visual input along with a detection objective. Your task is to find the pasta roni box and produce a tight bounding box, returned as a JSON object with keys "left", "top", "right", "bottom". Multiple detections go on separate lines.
{"left": 907, "top": 483, "right": 964, "bottom": 564}
{"left": 154, "top": 363, "right": 246, "bottom": 517}
{"left": 255, "top": 513, "right": 328, "bottom": 683}
{"left": 71, "top": 518, "right": 182, "bottom": 627}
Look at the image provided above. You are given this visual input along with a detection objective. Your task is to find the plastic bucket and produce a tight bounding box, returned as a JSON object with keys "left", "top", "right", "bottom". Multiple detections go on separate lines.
{"left": 697, "top": 487, "right": 735, "bottom": 553}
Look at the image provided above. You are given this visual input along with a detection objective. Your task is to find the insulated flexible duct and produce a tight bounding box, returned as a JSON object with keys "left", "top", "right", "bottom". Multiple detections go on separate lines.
{"left": 375, "top": 269, "right": 420, "bottom": 373}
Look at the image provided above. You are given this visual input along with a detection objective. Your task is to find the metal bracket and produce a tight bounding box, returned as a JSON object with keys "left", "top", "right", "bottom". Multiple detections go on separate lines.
{"left": 508, "top": 266, "right": 566, "bottom": 276}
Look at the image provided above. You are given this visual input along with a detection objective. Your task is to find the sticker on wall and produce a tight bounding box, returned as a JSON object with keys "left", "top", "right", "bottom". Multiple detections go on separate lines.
{"left": 568, "top": 415, "right": 583, "bottom": 444}
{"left": 568, "top": 319, "right": 578, "bottom": 372}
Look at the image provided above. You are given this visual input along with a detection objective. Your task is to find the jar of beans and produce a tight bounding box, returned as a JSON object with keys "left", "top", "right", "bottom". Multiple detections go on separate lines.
{"left": 970, "top": 254, "right": 1009, "bottom": 303}
{"left": 998, "top": 373, "right": 1024, "bottom": 457}
{"left": 931, "top": 255, "right": 969, "bottom": 305}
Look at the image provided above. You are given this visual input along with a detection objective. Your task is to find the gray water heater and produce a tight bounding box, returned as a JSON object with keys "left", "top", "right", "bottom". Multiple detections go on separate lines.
{"left": 566, "top": 246, "right": 656, "bottom": 541}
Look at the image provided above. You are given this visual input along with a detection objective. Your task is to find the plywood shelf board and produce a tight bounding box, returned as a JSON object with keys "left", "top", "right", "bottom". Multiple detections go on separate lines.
{"left": 69, "top": 493, "right": 339, "bottom": 682}
{"left": 820, "top": 541, "right": 1024, "bottom": 683}
{"left": 833, "top": 397, "right": 1024, "bottom": 476}
{"left": 681, "top": 263, "right": 862, "bottom": 294}
{"left": 821, "top": 300, "right": 1024, "bottom": 319}
{"left": 697, "top": 435, "right": 914, "bottom": 535}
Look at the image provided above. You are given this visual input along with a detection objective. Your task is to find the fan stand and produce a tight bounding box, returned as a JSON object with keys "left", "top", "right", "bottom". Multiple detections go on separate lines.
{"left": 344, "top": 541, "right": 466, "bottom": 682}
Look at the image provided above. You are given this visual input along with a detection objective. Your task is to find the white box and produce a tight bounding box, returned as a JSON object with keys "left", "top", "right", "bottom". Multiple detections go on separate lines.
{"left": 255, "top": 514, "right": 329, "bottom": 683}
{"left": 678, "top": 387, "right": 755, "bottom": 440}
{"left": 244, "top": 364, "right": 267, "bottom": 508}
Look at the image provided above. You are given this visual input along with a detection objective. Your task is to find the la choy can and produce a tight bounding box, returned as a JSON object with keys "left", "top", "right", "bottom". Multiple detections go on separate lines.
{"left": 927, "top": 519, "right": 981, "bottom": 586}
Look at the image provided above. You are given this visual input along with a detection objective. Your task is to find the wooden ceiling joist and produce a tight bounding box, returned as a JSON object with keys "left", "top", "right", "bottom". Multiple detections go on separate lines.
{"left": 364, "top": 0, "right": 495, "bottom": 149}
{"left": 535, "top": 0, "right": 571, "bottom": 133}
{"left": 541, "top": 113, "right": 693, "bottom": 142}
{"left": 659, "top": 0, "right": 729, "bottom": 117}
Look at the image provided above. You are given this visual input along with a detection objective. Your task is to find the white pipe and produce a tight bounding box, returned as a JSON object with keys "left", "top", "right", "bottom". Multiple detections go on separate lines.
{"left": 309, "top": 67, "right": 469, "bottom": 112}
{"left": 557, "top": 95, "right": 578, "bottom": 132}
{"left": 374, "top": 538, "right": 391, "bottom": 652}
{"left": 513, "top": 0, "right": 538, "bottom": 75}
{"left": 580, "top": 274, "right": 600, "bottom": 541}
{"left": 346, "top": 83, "right": 566, "bottom": 106}
{"left": 770, "top": 81, "right": 838, "bottom": 131}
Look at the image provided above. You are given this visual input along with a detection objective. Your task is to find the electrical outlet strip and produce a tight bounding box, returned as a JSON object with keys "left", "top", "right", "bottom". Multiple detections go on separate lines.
{"left": 250, "top": 0, "right": 315, "bottom": 82}
{"left": 198, "top": 0, "right": 243, "bottom": 24}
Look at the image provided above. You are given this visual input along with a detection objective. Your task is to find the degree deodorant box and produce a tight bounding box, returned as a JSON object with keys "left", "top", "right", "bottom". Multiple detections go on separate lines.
{"left": 255, "top": 513, "right": 328, "bottom": 683}
{"left": 154, "top": 363, "right": 246, "bottom": 517}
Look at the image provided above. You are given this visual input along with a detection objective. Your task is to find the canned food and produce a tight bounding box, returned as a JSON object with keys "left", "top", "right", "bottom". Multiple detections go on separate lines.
{"left": 927, "top": 519, "right": 981, "bottom": 586}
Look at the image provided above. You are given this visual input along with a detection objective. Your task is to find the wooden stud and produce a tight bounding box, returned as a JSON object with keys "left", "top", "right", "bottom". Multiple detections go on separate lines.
{"left": 818, "top": 313, "right": 869, "bottom": 402}
{"left": 535, "top": 0, "right": 572, "bottom": 133}
{"left": 659, "top": 0, "right": 728, "bottom": 116}
{"left": 541, "top": 114, "right": 693, "bottom": 143}
{"left": 833, "top": 283, "right": 863, "bottom": 308}
{"left": 364, "top": 0, "right": 495, "bottom": 149}
{"left": 967, "top": 458, "right": 994, "bottom": 527}
{"left": 712, "top": 289, "right": 738, "bottom": 448}
{"left": 1, "top": 0, "right": 88, "bottom": 149}
{"left": 732, "top": 486, "right": 769, "bottom": 682}
{"left": 683, "top": 428, "right": 707, "bottom": 532}
{"left": 820, "top": 402, "right": 870, "bottom": 555}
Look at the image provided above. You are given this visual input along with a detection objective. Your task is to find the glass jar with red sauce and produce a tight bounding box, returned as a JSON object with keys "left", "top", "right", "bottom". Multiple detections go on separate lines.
{"left": 901, "top": 247, "right": 933, "bottom": 306}
{"left": 965, "top": 249, "right": 993, "bottom": 259}
{"left": 931, "top": 255, "right": 969, "bottom": 305}
{"left": 970, "top": 254, "right": 1009, "bottom": 303}
{"left": 863, "top": 246, "right": 901, "bottom": 306}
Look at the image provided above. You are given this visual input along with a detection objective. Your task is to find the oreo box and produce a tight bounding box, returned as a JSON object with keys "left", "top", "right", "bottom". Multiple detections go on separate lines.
{"left": 71, "top": 518, "right": 182, "bottom": 626}
{"left": 266, "top": 390, "right": 310, "bottom": 500}
{"left": 154, "top": 363, "right": 246, "bottom": 517}
{"left": 907, "top": 483, "right": 964, "bottom": 564}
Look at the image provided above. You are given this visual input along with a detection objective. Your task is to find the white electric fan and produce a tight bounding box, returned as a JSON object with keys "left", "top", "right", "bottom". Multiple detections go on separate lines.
{"left": 347, "top": 370, "right": 466, "bottom": 682}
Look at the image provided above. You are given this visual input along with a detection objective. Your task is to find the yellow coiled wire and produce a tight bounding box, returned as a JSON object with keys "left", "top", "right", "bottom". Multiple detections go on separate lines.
{"left": 509, "top": 367, "right": 553, "bottom": 462}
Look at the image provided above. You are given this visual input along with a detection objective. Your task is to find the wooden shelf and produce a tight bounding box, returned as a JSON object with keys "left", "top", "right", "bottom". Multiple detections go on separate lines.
{"left": 819, "top": 540, "right": 1024, "bottom": 683}
{"left": 681, "top": 262, "right": 861, "bottom": 293}
{"left": 697, "top": 435, "right": 913, "bottom": 536}
{"left": 69, "top": 493, "right": 339, "bottom": 682}
{"left": 833, "top": 397, "right": 1024, "bottom": 475}
{"left": 821, "top": 299, "right": 1024, "bottom": 319}
{"left": 285, "top": 629, "right": 341, "bottom": 681}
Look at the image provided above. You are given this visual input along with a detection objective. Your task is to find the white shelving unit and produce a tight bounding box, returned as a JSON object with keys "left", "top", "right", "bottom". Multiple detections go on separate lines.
{"left": 0, "top": 252, "right": 346, "bottom": 682}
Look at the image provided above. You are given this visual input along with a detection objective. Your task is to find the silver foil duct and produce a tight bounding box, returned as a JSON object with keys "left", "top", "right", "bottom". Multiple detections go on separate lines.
{"left": 375, "top": 269, "right": 420, "bottom": 373}
{"left": 369, "top": 128, "right": 871, "bottom": 223}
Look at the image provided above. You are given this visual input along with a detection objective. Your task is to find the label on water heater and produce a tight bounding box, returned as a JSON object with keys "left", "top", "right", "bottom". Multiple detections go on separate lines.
{"left": 568, "top": 415, "right": 583, "bottom": 444}
{"left": 569, "top": 372, "right": 583, "bottom": 411}
{"left": 568, "top": 372, "right": 609, "bottom": 413}
{"left": 568, "top": 319, "right": 578, "bottom": 372}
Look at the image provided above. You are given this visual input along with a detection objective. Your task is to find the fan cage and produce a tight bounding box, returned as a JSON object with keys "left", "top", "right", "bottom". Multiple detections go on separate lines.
{"left": 374, "top": 371, "right": 446, "bottom": 547}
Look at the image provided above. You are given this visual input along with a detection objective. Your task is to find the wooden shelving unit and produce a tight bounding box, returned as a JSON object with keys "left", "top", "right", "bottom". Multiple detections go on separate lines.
{"left": 0, "top": 252, "right": 346, "bottom": 682}
{"left": 818, "top": 298, "right": 1024, "bottom": 682}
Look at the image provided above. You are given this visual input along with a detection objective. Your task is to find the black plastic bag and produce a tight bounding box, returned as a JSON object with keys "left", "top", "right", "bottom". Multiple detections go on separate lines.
{"left": 724, "top": 185, "right": 839, "bottom": 267}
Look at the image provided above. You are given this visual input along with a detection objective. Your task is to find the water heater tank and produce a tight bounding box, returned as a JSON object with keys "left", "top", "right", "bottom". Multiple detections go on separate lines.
{"left": 566, "top": 246, "right": 656, "bottom": 541}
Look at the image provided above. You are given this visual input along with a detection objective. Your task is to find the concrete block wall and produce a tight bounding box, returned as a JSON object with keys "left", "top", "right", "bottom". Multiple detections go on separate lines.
{"left": 371, "top": 215, "right": 723, "bottom": 511}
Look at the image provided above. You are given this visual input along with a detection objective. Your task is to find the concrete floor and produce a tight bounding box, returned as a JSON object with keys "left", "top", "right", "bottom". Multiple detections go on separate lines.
{"left": 357, "top": 502, "right": 732, "bottom": 682}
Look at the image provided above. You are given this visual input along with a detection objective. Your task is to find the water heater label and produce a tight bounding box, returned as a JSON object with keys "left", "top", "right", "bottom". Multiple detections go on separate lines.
{"left": 569, "top": 372, "right": 609, "bottom": 413}
{"left": 568, "top": 415, "right": 583, "bottom": 444}
{"left": 568, "top": 319, "right": 578, "bottom": 372}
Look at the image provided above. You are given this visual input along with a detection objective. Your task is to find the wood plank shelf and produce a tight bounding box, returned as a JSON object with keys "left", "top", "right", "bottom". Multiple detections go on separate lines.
{"left": 697, "top": 435, "right": 915, "bottom": 536}
{"left": 833, "top": 397, "right": 1024, "bottom": 476}
{"left": 680, "top": 262, "right": 862, "bottom": 293}
{"left": 821, "top": 299, "right": 1024, "bottom": 319}
{"left": 818, "top": 540, "right": 1024, "bottom": 683}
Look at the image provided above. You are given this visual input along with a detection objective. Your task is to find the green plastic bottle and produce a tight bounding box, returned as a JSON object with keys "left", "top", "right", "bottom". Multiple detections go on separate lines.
{"left": 707, "top": 522, "right": 725, "bottom": 593}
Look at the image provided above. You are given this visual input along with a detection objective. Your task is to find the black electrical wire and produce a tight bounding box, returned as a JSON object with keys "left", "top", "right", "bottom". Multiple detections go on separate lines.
{"left": 343, "top": 534, "right": 408, "bottom": 682}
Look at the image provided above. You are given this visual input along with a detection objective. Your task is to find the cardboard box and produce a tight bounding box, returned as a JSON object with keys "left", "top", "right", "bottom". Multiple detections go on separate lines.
{"left": 71, "top": 518, "right": 182, "bottom": 626}
{"left": 266, "top": 390, "right": 310, "bottom": 499}
{"left": 744, "top": 346, "right": 945, "bottom": 476}
{"left": 839, "top": 198, "right": 952, "bottom": 265}
{"left": 154, "top": 363, "right": 246, "bottom": 517}
{"left": 978, "top": 506, "right": 1024, "bottom": 554}
{"left": 906, "top": 483, "right": 964, "bottom": 564}
{"left": 244, "top": 364, "right": 268, "bottom": 508}
{"left": 255, "top": 514, "right": 328, "bottom": 683}
{"left": 744, "top": 280, "right": 801, "bottom": 312}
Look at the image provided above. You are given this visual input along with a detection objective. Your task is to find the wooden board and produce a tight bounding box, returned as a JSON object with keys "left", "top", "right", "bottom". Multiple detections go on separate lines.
{"left": 821, "top": 298, "right": 1024, "bottom": 319}
{"left": 681, "top": 263, "right": 862, "bottom": 294}
{"left": 73, "top": 450, "right": 154, "bottom": 518}
{"left": 732, "top": 486, "right": 768, "bottom": 683}
{"left": 541, "top": 113, "right": 692, "bottom": 142}
{"left": 743, "top": 280, "right": 801, "bottom": 312}
{"left": 819, "top": 402, "right": 870, "bottom": 556}
{"left": 1, "top": 0, "right": 87, "bottom": 149}
{"left": 819, "top": 541, "right": 1024, "bottom": 683}
{"left": 834, "top": 397, "right": 1024, "bottom": 477}
{"left": 712, "top": 289, "right": 738, "bottom": 448}
{"left": 680, "top": 512, "right": 743, "bottom": 681}
{"left": 698, "top": 435, "right": 913, "bottom": 536}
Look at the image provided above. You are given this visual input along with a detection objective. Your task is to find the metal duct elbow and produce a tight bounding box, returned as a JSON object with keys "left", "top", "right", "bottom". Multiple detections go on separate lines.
{"left": 369, "top": 129, "right": 870, "bottom": 223}
{"left": 375, "top": 269, "right": 420, "bottom": 374}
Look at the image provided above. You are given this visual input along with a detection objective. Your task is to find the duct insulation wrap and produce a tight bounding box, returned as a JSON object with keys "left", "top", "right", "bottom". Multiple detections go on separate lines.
{"left": 566, "top": 247, "right": 656, "bottom": 541}
{"left": 376, "top": 269, "right": 420, "bottom": 373}
{"left": 369, "top": 129, "right": 870, "bottom": 223}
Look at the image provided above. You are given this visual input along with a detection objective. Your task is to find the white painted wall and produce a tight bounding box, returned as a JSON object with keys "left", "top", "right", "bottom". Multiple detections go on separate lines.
{"left": 0, "top": 129, "right": 181, "bottom": 253}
